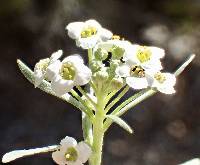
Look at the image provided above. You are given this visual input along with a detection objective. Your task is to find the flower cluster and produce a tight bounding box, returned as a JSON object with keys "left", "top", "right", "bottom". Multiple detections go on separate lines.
{"left": 34, "top": 20, "right": 175, "bottom": 97}
{"left": 2, "top": 19, "right": 194, "bottom": 165}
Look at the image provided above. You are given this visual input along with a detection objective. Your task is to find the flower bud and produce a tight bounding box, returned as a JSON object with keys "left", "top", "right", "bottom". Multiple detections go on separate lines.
{"left": 94, "top": 48, "right": 108, "bottom": 61}
{"left": 90, "top": 60, "right": 105, "bottom": 73}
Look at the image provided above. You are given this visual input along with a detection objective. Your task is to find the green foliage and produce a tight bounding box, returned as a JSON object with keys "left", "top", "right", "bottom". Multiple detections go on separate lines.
{"left": 106, "top": 115, "right": 133, "bottom": 134}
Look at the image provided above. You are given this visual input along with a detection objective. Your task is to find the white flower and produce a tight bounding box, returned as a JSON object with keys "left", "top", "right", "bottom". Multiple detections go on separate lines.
{"left": 52, "top": 136, "right": 91, "bottom": 165}
{"left": 116, "top": 44, "right": 165, "bottom": 89}
{"left": 48, "top": 55, "right": 92, "bottom": 96}
{"left": 66, "top": 19, "right": 113, "bottom": 49}
{"left": 34, "top": 50, "right": 63, "bottom": 87}
{"left": 116, "top": 63, "right": 152, "bottom": 89}
{"left": 124, "top": 44, "right": 165, "bottom": 71}
{"left": 2, "top": 136, "right": 91, "bottom": 165}
{"left": 179, "top": 158, "right": 200, "bottom": 165}
{"left": 149, "top": 72, "right": 176, "bottom": 94}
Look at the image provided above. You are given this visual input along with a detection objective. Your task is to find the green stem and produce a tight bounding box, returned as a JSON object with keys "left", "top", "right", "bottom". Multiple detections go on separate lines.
{"left": 70, "top": 89, "right": 94, "bottom": 120}
{"left": 88, "top": 48, "right": 93, "bottom": 66}
{"left": 89, "top": 81, "right": 97, "bottom": 94}
{"left": 110, "top": 88, "right": 150, "bottom": 116}
{"left": 104, "top": 89, "right": 155, "bottom": 132}
{"left": 89, "top": 94, "right": 106, "bottom": 165}
{"left": 105, "top": 85, "right": 129, "bottom": 113}
{"left": 77, "top": 86, "right": 96, "bottom": 108}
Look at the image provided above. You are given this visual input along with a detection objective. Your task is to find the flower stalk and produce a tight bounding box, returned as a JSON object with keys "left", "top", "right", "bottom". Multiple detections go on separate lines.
{"left": 2, "top": 19, "right": 195, "bottom": 165}
{"left": 89, "top": 93, "right": 106, "bottom": 165}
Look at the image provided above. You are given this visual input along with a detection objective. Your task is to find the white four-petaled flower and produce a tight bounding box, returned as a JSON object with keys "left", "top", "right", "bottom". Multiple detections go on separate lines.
{"left": 124, "top": 44, "right": 165, "bottom": 71}
{"left": 149, "top": 72, "right": 176, "bottom": 94}
{"left": 52, "top": 136, "right": 91, "bottom": 165}
{"left": 66, "top": 19, "right": 113, "bottom": 49}
{"left": 34, "top": 50, "right": 63, "bottom": 87}
{"left": 48, "top": 55, "right": 92, "bottom": 96}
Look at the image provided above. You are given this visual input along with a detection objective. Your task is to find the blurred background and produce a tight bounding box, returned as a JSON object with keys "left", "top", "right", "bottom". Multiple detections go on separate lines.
{"left": 0, "top": 0, "right": 200, "bottom": 164}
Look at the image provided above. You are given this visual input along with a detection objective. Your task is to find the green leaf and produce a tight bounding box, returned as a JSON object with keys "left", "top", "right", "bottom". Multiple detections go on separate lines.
{"left": 82, "top": 112, "right": 93, "bottom": 146}
{"left": 17, "top": 59, "right": 84, "bottom": 110}
{"left": 106, "top": 115, "right": 133, "bottom": 134}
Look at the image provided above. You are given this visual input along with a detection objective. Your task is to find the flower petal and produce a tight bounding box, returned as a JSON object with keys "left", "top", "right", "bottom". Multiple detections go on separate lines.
{"left": 115, "top": 64, "right": 130, "bottom": 77}
{"left": 50, "top": 50, "right": 63, "bottom": 63}
{"left": 99, "top": 28, "right": 113, "bottom": 41}
{"left": 34, "top": 69, "right": 45, "bottom": 88}
{"left": 52, "top": 150, "right": 66, "bottom": 165}
{"left": 67, "top": 161, "right": 83, "bottom": 165}
{"left": 46, "top": 60, "right": 62, "bottom": 81}
{"left": 76, "top": 142, "right": 92, "bottom": 163}
{"left": 85, "top": 19, "right": 101, "bottom": 29}
{"left": 74, "top": 65, "right": 92, "bottom": 86}
{"left": 163, "top": 73, "right": 176, "bottom": 87}
{"left": 158, "top": 87, "right": 176, "bottom": 94}
{"left": 150, "top": 46, "right": 165, "bottom": 59}
{"left": 63, "top": 55, "right": 84, "bottom": 64}
{"left": 60, "top": 136, "right": 77, "bottom": 151}
{"left": 51, "top": 76, "right": 74, "bottom": 96}
{"left": 142, "top": 59, "right": 163, "bottom": 71}
{"left": 76, "top": 36, "right": 99, "bottom": 49}
{"left": 126, "top": 77, "right": 148, "bottom": 89}
{"left": 123, "top": 44, "right": 140, "bottom": 64}
{"left": 66, "top": 22, "right": 85, "bottom": 39}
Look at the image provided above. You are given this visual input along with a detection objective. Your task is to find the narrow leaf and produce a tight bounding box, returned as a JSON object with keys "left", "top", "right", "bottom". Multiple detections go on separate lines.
{"left": 82, "top": 112, "right": 93, "bottom": 145}
{"left": 2, "top": 145, "right": 59, "bottom": 163}
{"left": 106, "top": 115, "right": 133, "bottom": 134}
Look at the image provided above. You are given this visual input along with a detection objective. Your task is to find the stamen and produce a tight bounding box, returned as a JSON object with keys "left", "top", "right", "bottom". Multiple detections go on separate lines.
{"left": 136, "top": 46, "right": 152, "bottom": 63}
{"left": 60, "top": 62, "right": 76, "bottom": 80}
{"left": 154, "top": 72, "right": 166, "bottom": 83}
{"left": 81, "top": 27, "right": 97, "bottom": 38}
{"left": 111, "top": 35, "right": 125, "bottom": 40}
{"left": 64, "top": 147, "right": 78, "bottom": 162}
{"left": 112, "top": 35, "right": 121, "bottom": 40}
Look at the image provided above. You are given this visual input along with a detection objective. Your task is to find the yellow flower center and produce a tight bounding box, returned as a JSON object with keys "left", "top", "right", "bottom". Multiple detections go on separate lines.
{"left": 136, "top": 46, "right": 152, "bottom": 63}
{"left": 60, "top": 62, "right": 76, "bottom": 80}
{"left": 111, "top": 34, "right": 125, "bottom": 40}
{"left": 112, "top": 35, "right": 121, "bottom": 40}
{"left": 36, "top": 58, "right": 50, "bottom": 73}
{"left": 81, "top": 27, "right": 97, "bottom": 38}
{"left": 65, "top": 147, "right": 78, "bottom": 162}
{"left": 130, "top": 65, "right": 145, "bottom": 78}
{"left": 154, "top": 72, "right": 166, "bottom": 83}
